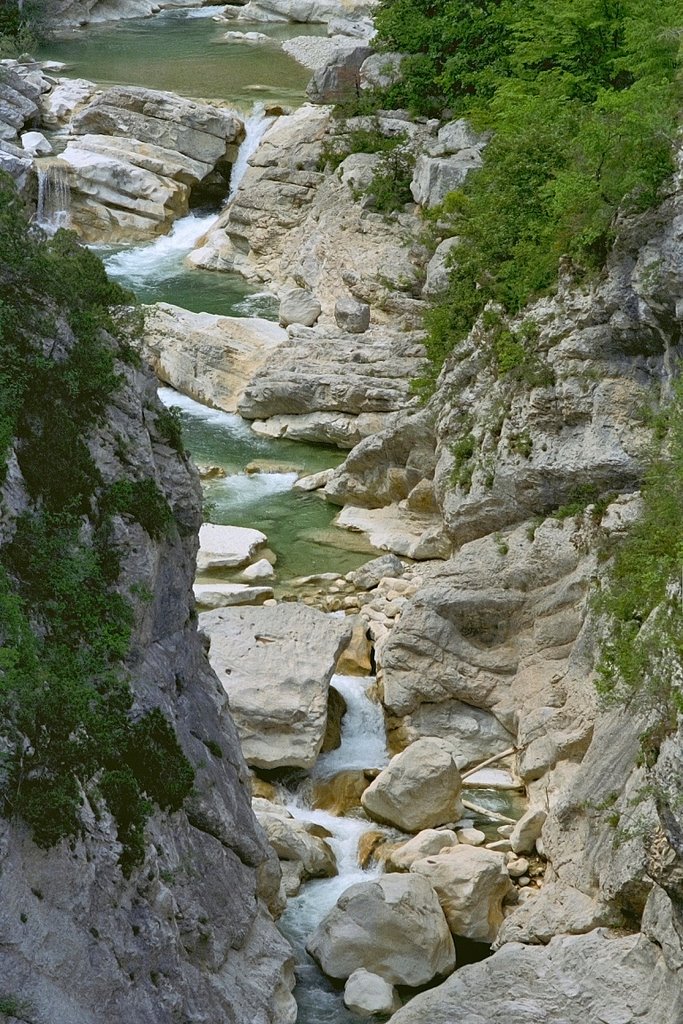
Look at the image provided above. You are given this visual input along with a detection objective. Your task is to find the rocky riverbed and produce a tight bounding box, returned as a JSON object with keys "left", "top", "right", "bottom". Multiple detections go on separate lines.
{"left": 1, "top": 1, "right": 682, "bottom": 1022}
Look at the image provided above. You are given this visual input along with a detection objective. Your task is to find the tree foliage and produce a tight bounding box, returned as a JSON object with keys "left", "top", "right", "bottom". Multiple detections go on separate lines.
{"left": 371, "top": 0, "right": 681, "bottom": 371}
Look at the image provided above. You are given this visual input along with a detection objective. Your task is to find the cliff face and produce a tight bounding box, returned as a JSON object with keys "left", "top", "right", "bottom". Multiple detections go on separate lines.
{"left": 0, "top": 288, "right": 295, "bottom": 1023}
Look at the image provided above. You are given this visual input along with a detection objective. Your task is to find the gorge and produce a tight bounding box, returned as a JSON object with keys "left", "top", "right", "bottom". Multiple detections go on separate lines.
{"left": 0, "top": 1, "right": 682, "bottom": 1023}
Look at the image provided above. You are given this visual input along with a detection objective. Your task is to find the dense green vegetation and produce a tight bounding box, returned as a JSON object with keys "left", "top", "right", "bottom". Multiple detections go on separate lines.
{"left": 0, "top": 175, "right": 194, "bottom": 873}
{"left": 368, "top": 0, "right": 681, "bottom": 375}
{"left": 0, "top": 0, "right": 48, "bottom": 55}
{"left": 595, "top": 385, "right": 683, "bottom": 735}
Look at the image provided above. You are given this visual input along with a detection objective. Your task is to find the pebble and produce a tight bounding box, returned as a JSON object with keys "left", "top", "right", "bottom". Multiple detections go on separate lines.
{"left": 507, "top": 857, "right": 529, "bottom": 878}
{"left": 497, "top": 824, "right": 514, "bottom": 838}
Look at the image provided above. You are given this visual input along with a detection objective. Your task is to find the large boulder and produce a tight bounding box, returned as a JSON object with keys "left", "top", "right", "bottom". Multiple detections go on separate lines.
{"left": 510, "top": 808, "right": 547, "bottom": 854}
{"left": 410, "top": 846, "right": 513, "bottom": 943}
{"left": 410, "top": 149, "right": 483, "bottom": 208}
{"left": 389, "top": 829, "right": 459, "bottom": 871}
{"left": 306, "top": 873, "right": 456, "bottom": 986}
{"left": 385, "top": 929, "right": 682, "bottom": 1024}
{"left": 199, "top": 604, "right": 353, "bottom": 769}
{"left": 307, "top": 45, "right": 373, "bottom": 104}
{"left": 197, "top": 523, "right": 267, "bottom": 571}
{"left": 361, "top": 738, "right": 463, "bottom": 833}
{"left": 334, "top": 294, "right": 371, "bottom": 334}
{"left": 278, "top": 287, "right": 322, "bottom": 327}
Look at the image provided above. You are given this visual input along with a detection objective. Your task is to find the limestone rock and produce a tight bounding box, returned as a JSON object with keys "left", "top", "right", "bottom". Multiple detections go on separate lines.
{"left": 361, "top": 738, "right": 463, "bottom": 833}
{"left": 61, "top": 86, "right": 243, "bottom": 242}
{"left": 387, "top": 929, "right": 682, "bottom": 1024}
{"left": 199, "top": 603, "right": 353, "bottom": 769}
{"left": 388, "top": 698, "right": 514, "bottom": 770}
{"left": 279, "top": 287, "right": 322, "bottom": 327}
{"left": 410, "top": 846, "right": 513, "bottom": 942}
{"left": 306, "top": 873, "right": 456, "bottom": 986}
{"left": 359, "top": 52, "right": 404, "bottom": 91}
{"left": 193, "top": 583, "right": 274, "bottom": 608}
{"left": 389, "top": 829, "right": 459, "bottom": 871}
{"left": 344, "top": 969, "right": 401, "bottom": 1017}
{"left": 410, "top": 149, "right": 483, "bottom": 208}
{"left": 141, "top": 304, "right": 287, "bottom": 414}
{"left": 347, "top": 553, "right": 405, "bottom": 590}
{"left": 335, "top": 294, "right": 371, "bottom": 333}
{"left": 241, "top": 558, "right": 276, "bottom": 581}
{"left": 197, "top": 523, "right": 267, "bottom": 571}
{"left": 510, "top": 809, "right": 547, "bottom": 854}
{"left": 40, "top": 77, "right": 97, "bottom": 128}
{"left": 336, "top": 504, "right": 451, "bottom": 560}
{"left": 307, "top": 45, "right": 373, "bottom": 104}
{"left": 423, "top": 236, "right": 459, "bottom": 297}
{"left": 256, "top": 811, "right": 337, "bottom": 880}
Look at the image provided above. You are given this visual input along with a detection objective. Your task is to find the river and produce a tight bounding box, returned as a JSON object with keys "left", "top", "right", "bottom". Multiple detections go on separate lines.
{"left": 40, "top": 13, "right": 521, "bottom": 1021}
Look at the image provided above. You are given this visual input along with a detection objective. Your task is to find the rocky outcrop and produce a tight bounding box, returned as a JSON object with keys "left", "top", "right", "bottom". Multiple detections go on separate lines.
{"left": 142, "top": 303, "right": 287, "bottom": 413}
{"left": 238, "top": 322, "right": 426, "bottom": 448}
{"left": 0, "top": 64, "right": 42, "bottom": 189}
{"left": 386, "top": 928, "right": 682, "bottom": 1024}
{"left": 59, "top": 87, "right": 244, "bottom": 242}
{"left": 48, "top": 0, "right": 204, "bottom": 28}
{"left": 307, "top": 873, "right": 455, "bottom": 986}
{"left": 188, "top": 104, "right": 427, "bottom": 321}
{"left": 0, "top": 301, "right": 295, "bottom": 1023}
{"left": 199, "top": 603, "right": 353, "bottom": 769}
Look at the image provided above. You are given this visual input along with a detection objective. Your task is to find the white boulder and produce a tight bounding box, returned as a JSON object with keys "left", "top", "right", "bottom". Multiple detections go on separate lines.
{"left": 344, "top": 970, "right": 401, "bottom": 1017}
{"left": 197, "top": 523, "right": 267, "bottom": 571}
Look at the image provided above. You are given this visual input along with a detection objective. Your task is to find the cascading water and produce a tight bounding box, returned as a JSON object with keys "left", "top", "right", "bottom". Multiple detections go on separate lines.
{"left": 227, "top": 102, "right": 274, "bottom": 201}
{"left": 97, "top": 103, "right": 275, "bottom": 305}
{"left": 35, "top": 160, "right": 71, "bottom": 234}
{"left": 278, "top": 675, "right": 391, "bottom": 1023}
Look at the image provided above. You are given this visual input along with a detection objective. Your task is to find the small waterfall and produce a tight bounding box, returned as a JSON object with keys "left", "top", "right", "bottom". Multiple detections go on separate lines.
{"left": 278, "top": 675, "right": 390, "bottom": 1024}
{"left": 36, "top": 160, "right": 71, "bottom": 234}
{"left": 227, "top": 102, "right": 275, "bottom": 201}
{"left": 101, "top": 212, "right": 218, "bottom": 287}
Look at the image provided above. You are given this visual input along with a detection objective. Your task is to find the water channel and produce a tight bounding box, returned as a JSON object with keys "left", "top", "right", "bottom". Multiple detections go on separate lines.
{"left": 40, "top": 14, "right": 524, "bottom": 1020}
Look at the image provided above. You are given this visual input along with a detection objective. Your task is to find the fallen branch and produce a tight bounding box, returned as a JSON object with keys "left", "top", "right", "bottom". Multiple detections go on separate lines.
{"left": 461, "top": 746, "right": 517, "bottom": 781}
{"left": 461, "top": 798, "right": 516, "bottom": 825}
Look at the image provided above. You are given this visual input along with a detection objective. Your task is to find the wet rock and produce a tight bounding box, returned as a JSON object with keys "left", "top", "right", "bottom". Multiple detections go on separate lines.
{"left": 361, "top": 738, "right": 463, "bottom": 833}
{"left": 344, "top": 969, "right": 401, "bottom": 1017}
{"left": 336, "top": 619, "right": 373, "bottom": 675}
{"left": 321, "top": 684, "right": 348, "bottom": 753}
{"left": 256, "top": 811, "right": 337, "bottom": 879}
{"left": 313, "top": 770, "right": 371, "bottom": 816}
{"left": 307, "top": 873, "right": 456, "bottom": 986}
{"left": 411, "top": 846, "right": 513, "bottom": 943}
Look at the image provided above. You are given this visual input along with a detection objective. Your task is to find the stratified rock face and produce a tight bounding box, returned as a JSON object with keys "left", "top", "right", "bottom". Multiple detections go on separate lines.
{"left": 188, "top": 104, "right": 428, "bottom": 321}
{"left": 142, "top": 304, "right": 288, "bottom": 414}
{"left": 386, "top": 929, "right": 683, "bottom": 1024}
{"left": 0, "top": 65, "right": 41, "bottom": 189}
{"left": 227, "top": 0, "right": 378, "bottom": 24}
{"left": 199, "top": 603, "right": 353, "bottom": 769}
{"left": 361, "top": 738, "right": 463, "bottom": 832}
{"left": 238, "top": 323, "right": 426, "bottom": 448}
{"left": 0, "top": 335, "right": 295, "bottom": 1023}
{"left": 307, "top": 873, "right": 456, "bottom": 986}
{"left": 59, "top": 87, "right": 244, "bottom": 242}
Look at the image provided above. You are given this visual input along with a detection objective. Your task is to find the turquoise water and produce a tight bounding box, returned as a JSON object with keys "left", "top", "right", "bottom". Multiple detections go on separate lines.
{"left": 160, "top": 389, "right": 377, "bottom": 582}
{"left": 39, "top": 8, "right": 322, "bottom": 108}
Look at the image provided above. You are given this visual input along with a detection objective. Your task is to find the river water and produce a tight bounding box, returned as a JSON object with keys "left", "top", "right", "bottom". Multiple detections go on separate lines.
{"left": 40, "top": 13, "right": 523, "bottom": 1021}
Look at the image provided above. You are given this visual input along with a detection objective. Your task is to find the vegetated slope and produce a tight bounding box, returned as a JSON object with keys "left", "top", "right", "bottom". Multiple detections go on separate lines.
{"left": 0, "top": 175, "right": 294, "bottom": 1024}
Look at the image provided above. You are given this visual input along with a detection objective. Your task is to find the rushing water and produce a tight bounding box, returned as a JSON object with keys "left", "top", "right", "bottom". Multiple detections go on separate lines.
{"left": 38, "top": 8, "right": 324, "bottom": 108}
{"left": 279, "top": 675, "right": 389, "bottom": 1023}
